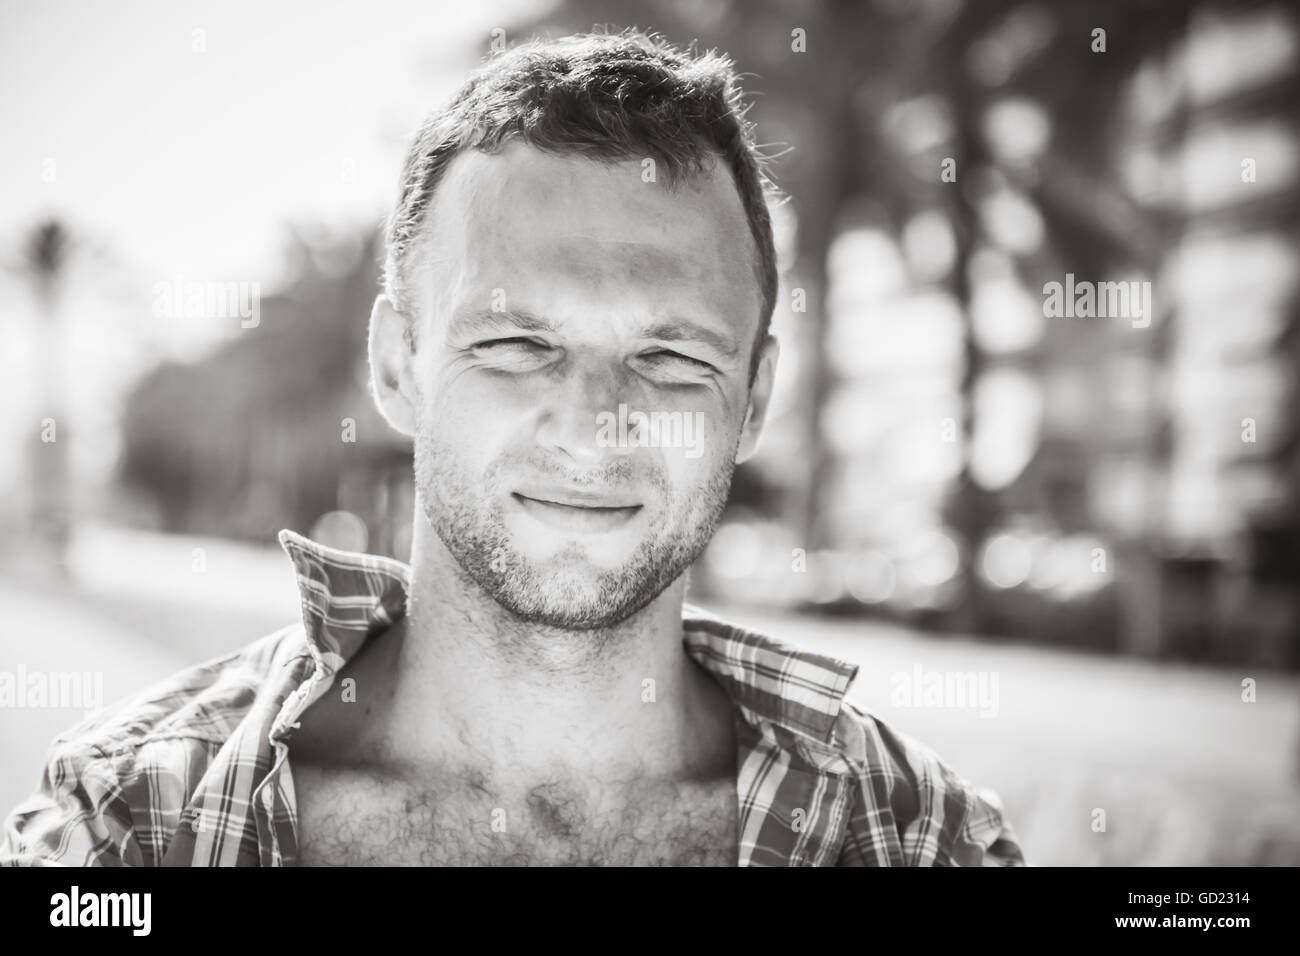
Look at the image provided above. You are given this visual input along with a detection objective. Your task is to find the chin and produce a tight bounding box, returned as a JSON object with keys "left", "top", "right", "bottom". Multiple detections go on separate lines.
{"left": 508, "top": 599, "right": 640, "bottom": 632}
{"left": 485, "top": 541, "right": 680, "bottom": 630}
{"left": 502, "top": 514, "right": 647, "bottom": 571}
{"left": 487, "top": 567, "right": 645, "bottom": 630}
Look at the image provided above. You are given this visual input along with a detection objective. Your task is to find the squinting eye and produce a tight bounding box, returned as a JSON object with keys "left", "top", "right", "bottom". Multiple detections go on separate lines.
{"left": 644, "top": 350, "right": 713, "bottom": 370}
{"left": 474, "top": 337, "right": 548, "bottom": 350}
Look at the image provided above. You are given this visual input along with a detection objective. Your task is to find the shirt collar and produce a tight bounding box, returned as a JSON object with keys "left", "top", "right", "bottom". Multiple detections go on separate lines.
{"left": 277, "top": 528, "right": 860, "bottom": 747}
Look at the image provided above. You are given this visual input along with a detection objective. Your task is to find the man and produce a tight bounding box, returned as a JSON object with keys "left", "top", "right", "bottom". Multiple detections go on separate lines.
{"left": 2, "top": 30, "right": 1023, "bottom": 867}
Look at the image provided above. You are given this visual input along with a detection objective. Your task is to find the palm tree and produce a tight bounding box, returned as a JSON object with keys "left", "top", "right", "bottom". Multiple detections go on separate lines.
{"left": 22, "top": 219, "right": 73, "bottom": 566}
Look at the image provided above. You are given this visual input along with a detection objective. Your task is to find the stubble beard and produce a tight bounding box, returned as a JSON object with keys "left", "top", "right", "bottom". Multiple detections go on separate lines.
{"left": 413, "top": 429, "right": 738, "bottom": 633}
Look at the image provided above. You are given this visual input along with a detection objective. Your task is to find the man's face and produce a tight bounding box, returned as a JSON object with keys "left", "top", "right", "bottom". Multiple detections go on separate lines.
{"left": 372, "top": 140, "right": 777, "bottom": 630}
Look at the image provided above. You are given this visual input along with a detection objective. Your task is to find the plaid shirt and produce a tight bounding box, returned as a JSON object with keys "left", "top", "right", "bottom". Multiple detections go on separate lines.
{"left": 2, "top": 530, "right": 1025, "bottom": 867}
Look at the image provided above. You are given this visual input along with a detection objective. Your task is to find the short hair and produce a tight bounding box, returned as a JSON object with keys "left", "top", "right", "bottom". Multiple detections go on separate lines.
{"left": 382, "top": 29, "right": 780, "bottom": 382}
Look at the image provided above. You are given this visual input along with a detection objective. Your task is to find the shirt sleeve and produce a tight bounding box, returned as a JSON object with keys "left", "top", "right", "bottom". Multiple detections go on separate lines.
{"left": 837, "top": 702, "right": 1027, "bottom": 866}
{"left": 951, "top": 783, "right": 1026, "bottom": 867}
{"left": 891, "top": 729, "right": 1027, "bottom": 866}
{"left": 0, "top": 738, "right": 140, "bottom": 867}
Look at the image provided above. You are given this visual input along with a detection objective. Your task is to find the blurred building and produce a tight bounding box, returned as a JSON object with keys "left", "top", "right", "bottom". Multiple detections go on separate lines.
{"left": 1116, "top": 3, "right": 1300, "bottom": 665}
{"left": 687, "top": 0, "right": 1299, "bottom": 668}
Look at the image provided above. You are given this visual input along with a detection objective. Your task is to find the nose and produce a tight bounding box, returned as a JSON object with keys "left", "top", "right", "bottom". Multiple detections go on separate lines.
{"left": 534, "top": 358, "right": 637, "bottom": 468}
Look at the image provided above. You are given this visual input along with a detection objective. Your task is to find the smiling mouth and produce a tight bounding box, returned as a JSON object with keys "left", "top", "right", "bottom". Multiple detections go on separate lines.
{"left": 511, "top": 493, "right": 643, "bottom": 533}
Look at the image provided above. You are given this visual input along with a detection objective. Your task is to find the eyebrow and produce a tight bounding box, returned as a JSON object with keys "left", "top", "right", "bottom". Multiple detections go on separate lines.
{"left": 639, "top": 321, "right": 740, "bottom": 361}
{"left": 450, "top": 309, "right": 740, "bottom": 361}
{"left": 449, "top": 309, "right": 557, "bottom": 340}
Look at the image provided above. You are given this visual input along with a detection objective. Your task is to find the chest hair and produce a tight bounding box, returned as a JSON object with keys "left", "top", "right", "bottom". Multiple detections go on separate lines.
{"left": 292, "top": 763, "right": 738, "bottom": 866}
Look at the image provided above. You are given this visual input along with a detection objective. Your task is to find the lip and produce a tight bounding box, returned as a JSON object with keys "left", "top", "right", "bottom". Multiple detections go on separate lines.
{"left": 511, "top": 491, "right": 643, "bottom": 534}
{"left": 512, "top": 484, "right": 641, "bottom": 510}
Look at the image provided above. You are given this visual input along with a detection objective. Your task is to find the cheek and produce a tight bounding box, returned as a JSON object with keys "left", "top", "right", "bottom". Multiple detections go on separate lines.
{"left": 653, "top": 410, "right": 734, "bottom": 494}
{"left": 420, "top": 371, "right": 535, "bottom": 482}
{"left": 425, "top": 354, "right": 530, "bottom": 426}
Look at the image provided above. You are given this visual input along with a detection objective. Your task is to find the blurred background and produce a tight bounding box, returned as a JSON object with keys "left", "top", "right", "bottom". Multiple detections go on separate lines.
{"left": 2, "top": 0, "right": 1298, "bottom": 864}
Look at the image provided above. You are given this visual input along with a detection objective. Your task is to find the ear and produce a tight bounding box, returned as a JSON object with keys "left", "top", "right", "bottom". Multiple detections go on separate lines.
{"left": 736, "top": 334, "right": 780, "bottom": 465}
{"left": 368, "top": 294, "right": 419, "bottom": 437}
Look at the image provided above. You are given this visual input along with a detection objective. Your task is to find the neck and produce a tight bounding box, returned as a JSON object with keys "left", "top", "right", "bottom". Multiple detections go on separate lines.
{"left": 382, "top": 516, "right": 735, "bottom": 785}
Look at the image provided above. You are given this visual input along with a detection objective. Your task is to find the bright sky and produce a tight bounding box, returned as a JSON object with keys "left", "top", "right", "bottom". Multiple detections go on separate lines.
{"left": 1, "top": 0, "right": 543, "bottom": 285}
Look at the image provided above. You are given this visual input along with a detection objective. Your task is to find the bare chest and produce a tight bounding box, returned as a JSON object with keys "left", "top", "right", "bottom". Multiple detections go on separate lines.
{"left": 290, "top": 761, "right": 738, "bottom": 866}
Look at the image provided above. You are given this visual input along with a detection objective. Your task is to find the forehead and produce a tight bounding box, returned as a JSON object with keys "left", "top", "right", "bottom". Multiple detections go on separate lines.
{"left": 418, "top": 140, "right": 761, "bottom": 331}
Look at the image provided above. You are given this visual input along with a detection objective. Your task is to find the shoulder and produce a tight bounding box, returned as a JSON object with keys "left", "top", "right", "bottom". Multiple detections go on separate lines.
{"left": 681, "top": 605, "right": 1026, "bottom": 865}
{"left": 833, "top": 699, "right": 1025, "bottom": 866}
{"left": 62, "top": 623, "right": 307, "bottom": 760}
{"left": 1, "top": 624, "right": 307, "bottom": 866}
